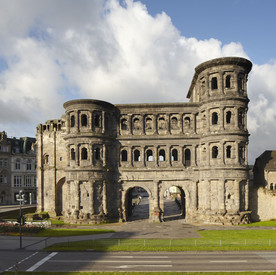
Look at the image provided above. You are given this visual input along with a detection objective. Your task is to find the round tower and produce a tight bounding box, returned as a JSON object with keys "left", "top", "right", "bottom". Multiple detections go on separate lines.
{"left": 63, "top": 99, "right": 120, "bottom": 223}
{"left": 188, "top": 57, "right": 252, "bottom": 224}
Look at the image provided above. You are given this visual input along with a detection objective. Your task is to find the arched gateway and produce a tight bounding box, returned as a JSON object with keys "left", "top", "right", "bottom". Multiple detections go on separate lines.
{"left": 36, "top": 57, "right": 252, "bottom": 225}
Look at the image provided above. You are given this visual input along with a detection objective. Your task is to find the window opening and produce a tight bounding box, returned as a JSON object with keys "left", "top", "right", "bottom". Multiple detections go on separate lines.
{"left": 172, "top": 149, "right": 178, "bottom": 161}
{"left": 70, "top": 115, "right": 75, "bottom": 127}
{"left": 95, "top": 148, "right": 101, "bottom": 160}
{"left": 184, "top": 149, "right": 191, "bottom": 166}
{"left": 184, "top": 117, "right": 191, "bottom": 128}
{"left": 226, "top": 75, "right": 231, "bottom": 88}
{"left": 27, "top": 160, "right": 32, "bottom": 170}
{"left": 226, "top": 145, "right": 231, "bottom": 158}
{"left": 158, "top": 117, "right": 166, "bottom": 130}
{"left": 121, "top": 150, "right": 127, "bottom": 162}
{"left": 71, "top": 148, "right": 75, "bottom": 160}
{"left": 134, "top": 150, "right": 140, "bottom": 162}
{"left": 94, "top": 114, "right": 100, "bottom": 127}
{"left": 145, "top": 118, "right": 153, "bottom": 130}
{"left": 226, "top": 111, "right": 231, "bottom": 124}
{"left": 81, "top": 148, "right": 88, "bottom": 160}
{"left": 133, "top": 118, "right": 140, "bottom": 130}
{"left": 212, "top": 146, "right": 218, "bottom": 159}
{"left": 212, "top": 112, "right": 218, "bottom": 125}
{"left": 81, "top": 114, "right": 87, "bottom": 127}
{"left": 171, "top": 117, "right": 178, "bottom": 129}
{"left": 121, "top": 118, "right": 128, "bottom": 130}
{"left": 159, "top": 149, "right": 165, "bottom": 161}
{"left": 147, "top": 149, "right": 153, "bottom": 162}
{"left": 211, "top": 77, "right": 218, "bottom": 90}
{"left": 15, "top": 159, "right": 20, "bottom": 170}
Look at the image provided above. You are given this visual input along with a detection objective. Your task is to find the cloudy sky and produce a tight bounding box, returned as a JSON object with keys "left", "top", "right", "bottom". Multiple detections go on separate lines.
{"left": 0, "top": 0, "right": 276, "bottom": 164}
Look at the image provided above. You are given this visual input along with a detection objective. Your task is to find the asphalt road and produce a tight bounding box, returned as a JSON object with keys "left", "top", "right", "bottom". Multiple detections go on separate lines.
{"left": 2, "top": 251, "right": 276, "bottom": 272}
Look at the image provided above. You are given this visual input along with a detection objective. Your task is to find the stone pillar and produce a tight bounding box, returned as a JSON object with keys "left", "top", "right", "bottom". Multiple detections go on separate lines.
{"left": 89, "top": 181, "right": 94, "bottom": 215}
{"left": 235, "top": 179, "right": 240, "bottom": 213}
{"left": 103, "top": 180, "right": 107, "bottom": 215}
{"left": 73, "top": 180, "right": 80, "bottom": 219}
{"left": 102, "top": 111, "right": 105, "bottom": 134}
{"left": 151, "top": 181, "right": 161, "bottom": 222}
{"left": 218, "top": 180, "right": 225, "bottom": 212}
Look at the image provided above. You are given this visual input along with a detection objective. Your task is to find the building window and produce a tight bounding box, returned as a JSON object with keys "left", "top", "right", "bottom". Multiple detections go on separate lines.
{"left": 146, "top": 150, "right": 153, "bottom": 162}
{"left": 172, "top": 149, "right": 178, "bottom": 161}
{"left": 158, "top": 117, "right": 166, "bottom": 130}
{"left": 238, "top": 109, "right": 244, "bottom": 129}
{"left": 25, "top": 176, "right": 32, "bottom": 187}
{"left": 212, "top": 112, "right": 218, "bottom": 125}
{"left": 133, "top": 118, "right": 140, "bottom": 130}
{"left": 239, "top": 145, "right": 245, "bottom": 163}
{"left": 134, "top": 150, "right": 140, "bottom": 162}
{"left": 14, "top": 176, "right": 22, "bottom": 187}
{"left": 226, "top": 75, "right": 231, "bottom": 88}
{"left": 71, "top": 148, "right": 75, "bottom": 160}
{"left": 184, "top": 117, "right": 191, "bottom": 129}
{"left": 0, "top": 175, "right": 7, "bottom": 184}
{"left": 70, "top": 115, "right": 75, "bottom": 127}
{"left": 94, "top": 114, "right": 100, "bottom": 127}
{"left": 15, "top": 159, "right": 21, "bottom": 170}
{"left": 95, "top": 148, "right": 101, "bottom": 160}
{"left": 226, "top": 146, "right": 232, "bottom": 158}
{"left": 81, "top": 114, "right": 88, "bottom": 127}
{"left": 44, "top": 154, "right": 49, "bottom": 164}
{"left": 171, "top": 117, "right": 178, "bottom": 130}
{"left": 184, "top": 149, "right": 191, "bottom": 166}
{"left": 27, "top": 160, "right": 32, "bottom": 170}
{"left": 159, "top": 149, "right": 165, "bottom": 161}
{"left": 211, "top": 77, "right": 218, "bottom": 90}
{"left": 226, "top": 111, "right": 231, "bottom": 124}
{"left": 81, "top": 148, "right": 88, "bottom": 160}
{"left": 121, "top": 118, "right": 128, "bottom": 130}
{"left": 212, "top": 146, "right": 218, "bottom": 159}
{"left": 145, "top": 117, "right": 153, "bottom": 130}
{"left": 121, "top": 150, "right": 127, "bottom": 162}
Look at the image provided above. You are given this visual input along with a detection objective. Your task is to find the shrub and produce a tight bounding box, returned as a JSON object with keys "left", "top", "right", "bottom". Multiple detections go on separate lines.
{"left": 0, "top": 222, "right": 44, "bottom": 234}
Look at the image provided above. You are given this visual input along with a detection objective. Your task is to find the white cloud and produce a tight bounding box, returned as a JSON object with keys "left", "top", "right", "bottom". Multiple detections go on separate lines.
{"left": 0, "top": 0, "right": 275, "bottom": 163}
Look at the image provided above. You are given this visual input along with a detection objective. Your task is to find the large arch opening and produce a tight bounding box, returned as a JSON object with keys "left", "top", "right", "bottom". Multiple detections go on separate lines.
{"left": 55, "top": 177, "right": 66, "bottom": 216}
{"left": 163, "top": 185, "right": 185, "bottom": 221}
{"left": 124, "top": 187, "right": 149, "bottom": 221}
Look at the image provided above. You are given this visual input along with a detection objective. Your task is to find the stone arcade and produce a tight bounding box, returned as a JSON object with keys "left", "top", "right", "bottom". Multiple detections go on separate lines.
{"left": 36, "top": 57, "right": 252, "bottom": 224}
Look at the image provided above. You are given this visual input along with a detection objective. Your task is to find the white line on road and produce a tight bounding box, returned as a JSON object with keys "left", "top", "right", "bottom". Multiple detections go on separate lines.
{"left": 5, "top": 252, "right": 39, "bottom": 271}
{"left": 27, "top": 252, "right": 58, "bottom": 272}
{"left": 210, "top": 260, "right": 248, "bottom": 263}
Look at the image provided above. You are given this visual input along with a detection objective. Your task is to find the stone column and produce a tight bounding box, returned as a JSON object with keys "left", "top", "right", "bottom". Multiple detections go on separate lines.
{"left": 103, "top": 180, "right": 107, "bottom": 215}
{"left": 218, "top": 180, "right": 225, "bottom": 212}
{"left": 89, "top": 181, "right": 94, "bottom": 215}
{"left": 102, "top": 111, "right": 105, "bottom": 134}
{"left": 151, "top": 181, "right": 161, "bottom": 222}
{"left": 245, "top": 180, "right": 249, "bottom": 211}
{"left": 235, "top": 179, "right": 240, "bottom": 213}
{"left": 73, "top": 180, "right": 80, "bottom": 220}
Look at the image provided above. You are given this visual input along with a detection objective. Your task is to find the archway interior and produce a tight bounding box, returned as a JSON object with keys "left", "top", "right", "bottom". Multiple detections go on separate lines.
{"left": 163, "top": 186, "right": 185, "bottom": 221}
{"left": 125, "top": 186, "right": 149, "bottom": 221}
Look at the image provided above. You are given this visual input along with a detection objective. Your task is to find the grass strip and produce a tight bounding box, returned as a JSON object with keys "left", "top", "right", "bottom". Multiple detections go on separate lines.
{"left": 44, "top": 229, "right": 276, "bottom": 251}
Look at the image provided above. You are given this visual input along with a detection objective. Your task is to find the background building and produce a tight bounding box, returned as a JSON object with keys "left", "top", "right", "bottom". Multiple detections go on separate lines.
{"left": 0, "top": 131, "right": 36, "bottom": 205}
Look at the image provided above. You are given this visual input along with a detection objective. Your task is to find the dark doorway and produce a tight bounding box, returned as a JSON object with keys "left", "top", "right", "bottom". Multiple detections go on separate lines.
{"left": 55, "top": 177, "right": 66, "bottom": 216}
{"left": 125, "top": 187, "right": 149, "bottom": 221}
{"left": 163, "top": 186, "right": 185, "bottom": 221}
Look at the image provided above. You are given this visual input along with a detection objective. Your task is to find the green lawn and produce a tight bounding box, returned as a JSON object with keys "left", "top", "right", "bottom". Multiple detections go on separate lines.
{"left": 240, "top": 220, "right": 276, "bottom": 227}
{"left": 44, "top": 229, "right": 276, "bottom": 251}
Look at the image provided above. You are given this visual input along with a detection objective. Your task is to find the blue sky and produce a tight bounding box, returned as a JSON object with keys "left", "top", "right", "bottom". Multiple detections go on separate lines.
{"left": 137, "top": 0, "right": 276, "bottom": 65}
{"left": 0, "top": 0, "right": 276, "bottom": 163}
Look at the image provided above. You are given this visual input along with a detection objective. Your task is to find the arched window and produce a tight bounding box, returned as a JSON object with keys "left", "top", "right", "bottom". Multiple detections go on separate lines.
{"left": 171, "top": 117, "right": 178, "bottom": 129}
{"left": 184, "top": 117, "right": 190, "bottom": 128}
{"left": 70, "top": 115, "right": 75, "bottom": 127}
{"left": 158, "top": 117, "right": 166, "bottom": 129}
{"left": 212, "top": 146, "right": 218, "bottom": 159}
{"left": 145, "top": 118, "right": 153, "bottom": 130}
{"left": 71, "top": 148, "right": 75, "bottom": 160}
{"left": 211, "top": 77, "right": 218, "bottom": 90}
{"left": 134, "top": 150, "right": 140, "bottom": 162}
{"left": 172, "top": 149, "right": 178, "bottom": 161}
{"left": 270, "top": 183, "right": 274, "bottom": 190}
{"left": 239, "top": 145, "right": 245, "bottom": 163}
{"left": 121, "top": 118, "right": 128, "bottom": 130}
{"left": 94, "top": 114, "right": 100, "bottom": 127}
{"left": 95, "top": 148, "right": 101, "bottom": 160}
{"left": 81, "top": 148, "right": 88, "bottom": 160}
{"left": 184, "top": 149, "right": 191, "bottom": 166}
{"left": 238, "top": 109, "right": 244, "bottom": 129}
{"left": 226, "top": 111, "right": 231, "bottom": 124}
{"left": 121, "top": 150, "right": 127, "bottom": 162}
{"left": 159, "top": 149, "right": 165, "bottom": 161}
{"left": 133, "top": 118, "right": 140, "bottom": 130}
{"left": 146, "top": 149, "right": 153, "bottom": 162}
{"left": 81, "top": 114, "right": 87, "bottom": 127}
{"left": 226, "top": 75, "right": 231, "bottom": 88}
{"left": 212, "top": 112, "right": 218, "bottom": 125}
{"left": 226, "top": 146, "right": 231, "bottom": 158}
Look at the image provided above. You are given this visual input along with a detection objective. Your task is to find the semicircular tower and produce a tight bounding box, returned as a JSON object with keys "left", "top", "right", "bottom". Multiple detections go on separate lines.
{"left": 187, "top": 57, "right": 252, "bottom": 224}
{"left": 63, "top": 99, "right": 120, "bottom": 223}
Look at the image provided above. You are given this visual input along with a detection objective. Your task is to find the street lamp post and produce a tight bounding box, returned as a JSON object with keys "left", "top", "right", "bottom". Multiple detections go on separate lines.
{"left": 16, "top": 190, "right": 25, "bottom": 249}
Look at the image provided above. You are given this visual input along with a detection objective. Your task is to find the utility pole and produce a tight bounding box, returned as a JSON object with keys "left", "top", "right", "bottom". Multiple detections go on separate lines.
{"left": 16, "top": 190, "right": 25, "bottom": 249}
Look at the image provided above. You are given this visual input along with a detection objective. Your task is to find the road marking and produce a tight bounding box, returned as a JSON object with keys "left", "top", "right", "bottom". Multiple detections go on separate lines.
{"left": 210, "top": 260, "right": 247, "bottom": 263}
{"left": 27, "top": 252, "right": 58, "bottom": 272}
{"left": 5, "top": 252, "right": 38, "bottom": 271}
